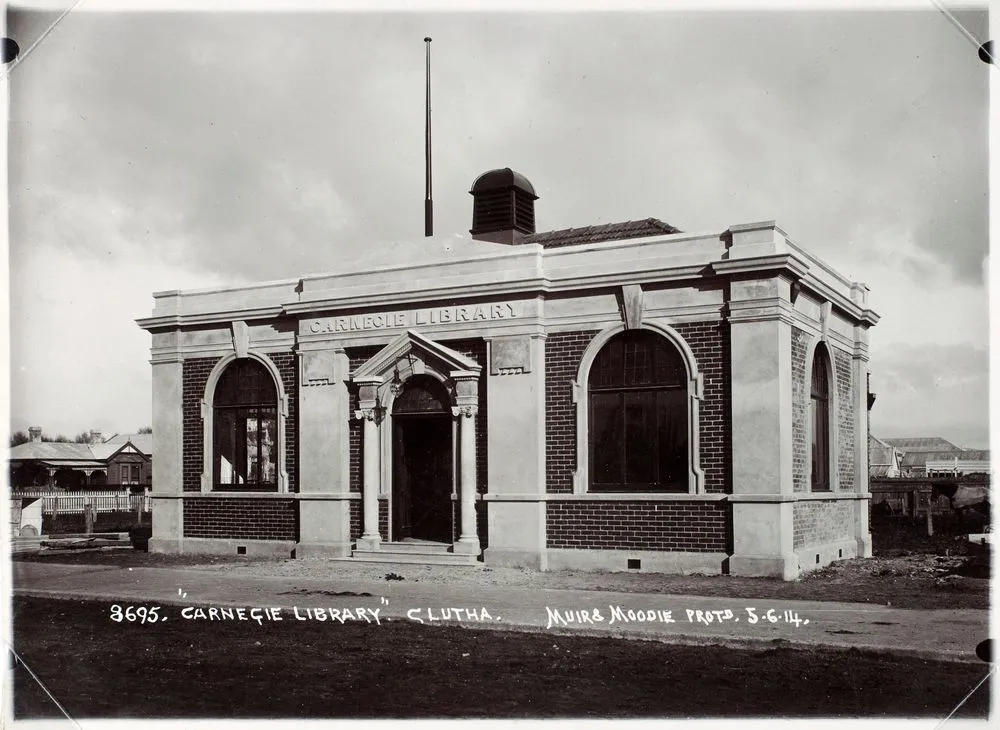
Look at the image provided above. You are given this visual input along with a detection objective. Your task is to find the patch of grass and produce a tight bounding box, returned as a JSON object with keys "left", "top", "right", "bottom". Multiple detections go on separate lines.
{"left": 12, "top": 597, "right": 990, "bottom": 720}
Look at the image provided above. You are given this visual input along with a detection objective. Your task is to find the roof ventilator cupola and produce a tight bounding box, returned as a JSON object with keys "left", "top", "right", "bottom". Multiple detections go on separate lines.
{"left": 469, "top": 168, "right": 538, "bottom": 244}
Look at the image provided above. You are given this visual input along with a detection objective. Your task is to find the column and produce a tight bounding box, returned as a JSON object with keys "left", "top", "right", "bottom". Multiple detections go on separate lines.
{"left": 297, "top": 348, "right": 353, "bottom": 558}
{"left": 453, "top": 405, "right": 479, "bottom": 552}
{"left": 355, "top": 376, "right": 383, "bottom": 551}
{"left": 482, "top": 334, "right": 547, "bottom": 569}
{"left": 723, "top": 270, "right": 798, "bottom": 579}
{"left": 852, "top": 324, "right": 872, "bottom": 558}
{"left": 149, "top": 344, "right": 184, "bottom": 554}
{"left": 452, "top": 370, "right": 482, "bottom": 555}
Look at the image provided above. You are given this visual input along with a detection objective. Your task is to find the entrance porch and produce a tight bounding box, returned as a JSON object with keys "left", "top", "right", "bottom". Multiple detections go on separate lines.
{"left": 349, "top": 330, "right": 483, "bottom": 565}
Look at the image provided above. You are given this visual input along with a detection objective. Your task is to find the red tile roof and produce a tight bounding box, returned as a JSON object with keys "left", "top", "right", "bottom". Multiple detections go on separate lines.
{"left": 522, "top": 218, "right": 681, "bottom": 248}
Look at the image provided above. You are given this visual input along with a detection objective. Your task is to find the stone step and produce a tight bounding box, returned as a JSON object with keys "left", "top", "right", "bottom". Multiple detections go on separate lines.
{"left": 380, "top": 541, "right": 453, "bottom": 554}
{"left": 347, "top": 550, "right": 480, "bottom": 566}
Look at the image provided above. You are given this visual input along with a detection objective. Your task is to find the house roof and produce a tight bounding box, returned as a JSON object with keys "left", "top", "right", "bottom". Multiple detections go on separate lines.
{"left": 102, "top": 433, "right": 154, "bottom": 457}
{"left": 9, "top": 442, "right": 97, "bottom": 461}
{"left": 868, "top": 435, "right": 900, "bottom": 466}
{"left": 521, "top": 218, "right": 681, "bottom": 249}
{"left": 882, "top": 437, "right": 960, "bottom": 452}
{"left": 10, "top": 433, "right": 154, "bottom": 463}
{"left": 900, "top": 449, "right": 990, "bottom": 469}
{"left": 870, "top": 464, "right": 893, "bottom": 478}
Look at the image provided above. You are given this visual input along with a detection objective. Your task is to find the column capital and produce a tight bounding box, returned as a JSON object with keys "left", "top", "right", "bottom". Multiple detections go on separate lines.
{"left": 452, "top": 405, "right": 479, "bottom": 418}
{"left": 353, "top": 407, "right": 384, "bottom": 424}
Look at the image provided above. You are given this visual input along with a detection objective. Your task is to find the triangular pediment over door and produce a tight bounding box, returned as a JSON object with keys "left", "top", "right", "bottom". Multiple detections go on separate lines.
{"left": 351, "top": 329, "right": 481, "bottom": 385}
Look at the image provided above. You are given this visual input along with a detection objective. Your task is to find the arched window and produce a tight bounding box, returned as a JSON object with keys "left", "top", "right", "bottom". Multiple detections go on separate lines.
{"left": 589, "top": 330, "right": 688, "bottom": 492}
{"left": 213, "top": 358, "right": 278, "bottom": 491}
{"left": 810, "top": 345, "right": 831, "bottom": 491}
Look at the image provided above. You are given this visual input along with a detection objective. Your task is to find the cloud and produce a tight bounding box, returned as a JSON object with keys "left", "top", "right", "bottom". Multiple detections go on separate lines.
{"left": 6, "top": 7, "right": 990, "bottom": 444}
{"left": 10, "top": 244, "right": 241, "bottom": 436}
{"left": 869, "top": 342, "right": 989, "bottom": 449}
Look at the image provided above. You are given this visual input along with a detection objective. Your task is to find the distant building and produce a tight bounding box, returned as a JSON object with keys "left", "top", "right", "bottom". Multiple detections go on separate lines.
{"left": 9, "top": 428, "right": 153, "bottom": 490}
{"left": 868, "top": 435, "right": 902, "bottom": 478}
{"left": 138, "top": 168, "right": 879, "bottom": 580}
{"left": 880, "top": 437, "right": 989, "bottom": 477}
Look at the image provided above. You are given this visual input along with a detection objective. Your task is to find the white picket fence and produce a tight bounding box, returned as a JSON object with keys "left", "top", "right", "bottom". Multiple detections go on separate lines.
{"left": 11, "top": 489, "right": 151, "bottom": 515}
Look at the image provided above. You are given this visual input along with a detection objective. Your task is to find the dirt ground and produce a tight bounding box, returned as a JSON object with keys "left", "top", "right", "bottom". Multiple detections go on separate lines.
{"left": 12, "top": 596, "right": 990, "bottom": 719}
{"left": 14, "top": 519, "right": 990, "bottom": 609}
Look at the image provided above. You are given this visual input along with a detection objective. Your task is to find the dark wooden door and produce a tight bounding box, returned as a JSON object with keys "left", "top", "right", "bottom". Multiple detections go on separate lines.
{"left": 393, "top": 415, "right": 453, "bottom": 543}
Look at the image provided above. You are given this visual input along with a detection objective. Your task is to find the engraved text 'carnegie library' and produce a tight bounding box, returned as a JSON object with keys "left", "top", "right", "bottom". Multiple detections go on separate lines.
{"left": 309, "top": 303, "right": 519, "bottom": 333}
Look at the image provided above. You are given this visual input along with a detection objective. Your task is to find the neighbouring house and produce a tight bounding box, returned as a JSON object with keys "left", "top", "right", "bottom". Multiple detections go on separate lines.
{"left": 138, "top": 168, "right": 879, "bottom": 579}
{"left": 868, "top": 435, "right": 902, "bottom": 478}
{"left": 9, "top": 428, "right": 153, "bottom": 491}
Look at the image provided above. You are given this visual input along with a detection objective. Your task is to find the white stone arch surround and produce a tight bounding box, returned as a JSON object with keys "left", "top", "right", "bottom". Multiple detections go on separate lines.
{"left": 376, "top": 357, "right": 457, "bottom": 502}
{"left": 571, "top": 321, "right": 706, "bottom": 495}
{"left": 351, "top": 330, "right": 482, "bottom": 551}
{"left": 200, "top": 351, "right": 290, "bottom": 493}
{"left": 803, "top": 335, "right": 840, "bottom": 492}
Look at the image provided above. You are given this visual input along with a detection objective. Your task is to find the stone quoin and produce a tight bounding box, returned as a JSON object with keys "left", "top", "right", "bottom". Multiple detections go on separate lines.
{"left": 137, "top": 168, "right": 879, "bottom": 579}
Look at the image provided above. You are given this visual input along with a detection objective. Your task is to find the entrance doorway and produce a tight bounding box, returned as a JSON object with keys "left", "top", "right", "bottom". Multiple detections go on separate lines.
{"left": 391, "top": 376, "right": 454, "bottom": 543}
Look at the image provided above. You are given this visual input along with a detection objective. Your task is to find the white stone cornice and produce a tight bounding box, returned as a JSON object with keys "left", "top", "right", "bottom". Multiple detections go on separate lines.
{"left": 712, "top": 252, "right": 811, "bottom": 280}
{"left": 149, "top": 354, "right": 185, "bottom": 365}
{"left": 726, "top": 298, "right": 796, "bottom": 325}
{"left": 137, "top": 307, "right": 286, "bottom": 331}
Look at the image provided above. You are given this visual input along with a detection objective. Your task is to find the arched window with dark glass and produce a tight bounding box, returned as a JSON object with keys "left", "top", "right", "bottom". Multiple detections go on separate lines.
{"left": 810, "top": 345, "right": 831, "bottom": 491}
{"left": 214, "top": 358, "right": 278, "bottom": 491}
{"left": 589, "top": 330, "right": 688, "bottom": 492}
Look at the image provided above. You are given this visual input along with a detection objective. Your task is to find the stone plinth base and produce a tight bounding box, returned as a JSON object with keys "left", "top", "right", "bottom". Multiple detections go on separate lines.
{"left": 295, "top": 541, "right": 354, "bottom": 559}
{"left": 545, "top": 549, "right": 727, "bottom": 575}
{"left": 482, "top": 547, "right": 546, "bottom": 570}
{"left": 152, "top": 537, "right": 296, "bottom": 558}
{"left": 727, "top": 553, "right": 800, "bottom": 579}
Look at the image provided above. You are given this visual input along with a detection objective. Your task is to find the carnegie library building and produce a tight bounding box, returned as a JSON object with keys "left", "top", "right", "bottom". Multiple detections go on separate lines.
{"left": 138, "top": 169, "right": 879, "bottom": 579}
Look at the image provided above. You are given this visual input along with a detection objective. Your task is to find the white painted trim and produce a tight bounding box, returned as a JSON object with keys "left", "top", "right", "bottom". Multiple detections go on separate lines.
{"left": 570, "top": 321, "right": 705, "bottom": 495}
{"left": 200, "top": 352, "right": 289, "bottom": 494}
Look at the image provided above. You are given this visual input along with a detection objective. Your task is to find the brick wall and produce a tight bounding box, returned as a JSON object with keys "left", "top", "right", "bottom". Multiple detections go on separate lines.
{"left": 270, "top": 353, "right": 299, "bottom": 492}
{"left": 182, "top": 358, "right": 215, "bottom": 492}
{"left": 544, "top": 322, "right": 731, "bottom": 494}
{"left": 182, "top": 352, "right": 298, "bottom": 493}
{"left": 184, "top": 498, "right": 297, "bottom": 541}
{"left": 545, "top": 331, "right": 597, "bottom": 494}
{"left": 791, "top": 328, "right": 810, "bottom": 492}
{"left": 349, "top": 499, "right": 389, "bottom": 541}
{"left": 347, "top": 347, "right": 382, "bottom": 493}
{"left": 546, "top": 501, "right": 727, "bottom": 551}
{"left": 834, "top": 349, "right": 855, "bottom": 491}
{"left": 674, "top": 321, "right": 731, "bottom": 494}
{"left": 792, "top": 500, "right": 852, "bottom": 549}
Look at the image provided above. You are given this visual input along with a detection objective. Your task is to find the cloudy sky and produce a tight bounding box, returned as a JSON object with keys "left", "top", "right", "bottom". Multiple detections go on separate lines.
{"left": 5, "top": 0, "right": 991, "bottom": 448}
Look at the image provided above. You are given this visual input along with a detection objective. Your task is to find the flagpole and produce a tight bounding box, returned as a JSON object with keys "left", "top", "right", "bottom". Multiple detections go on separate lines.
{"left": 424, "top": 37, "right": 433, "bottom": 237}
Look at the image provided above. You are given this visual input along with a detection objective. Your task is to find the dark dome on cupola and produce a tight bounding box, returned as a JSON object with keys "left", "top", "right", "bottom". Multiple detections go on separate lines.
{"left": 469, "top": 168, "right": 538, "bottom": 244}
